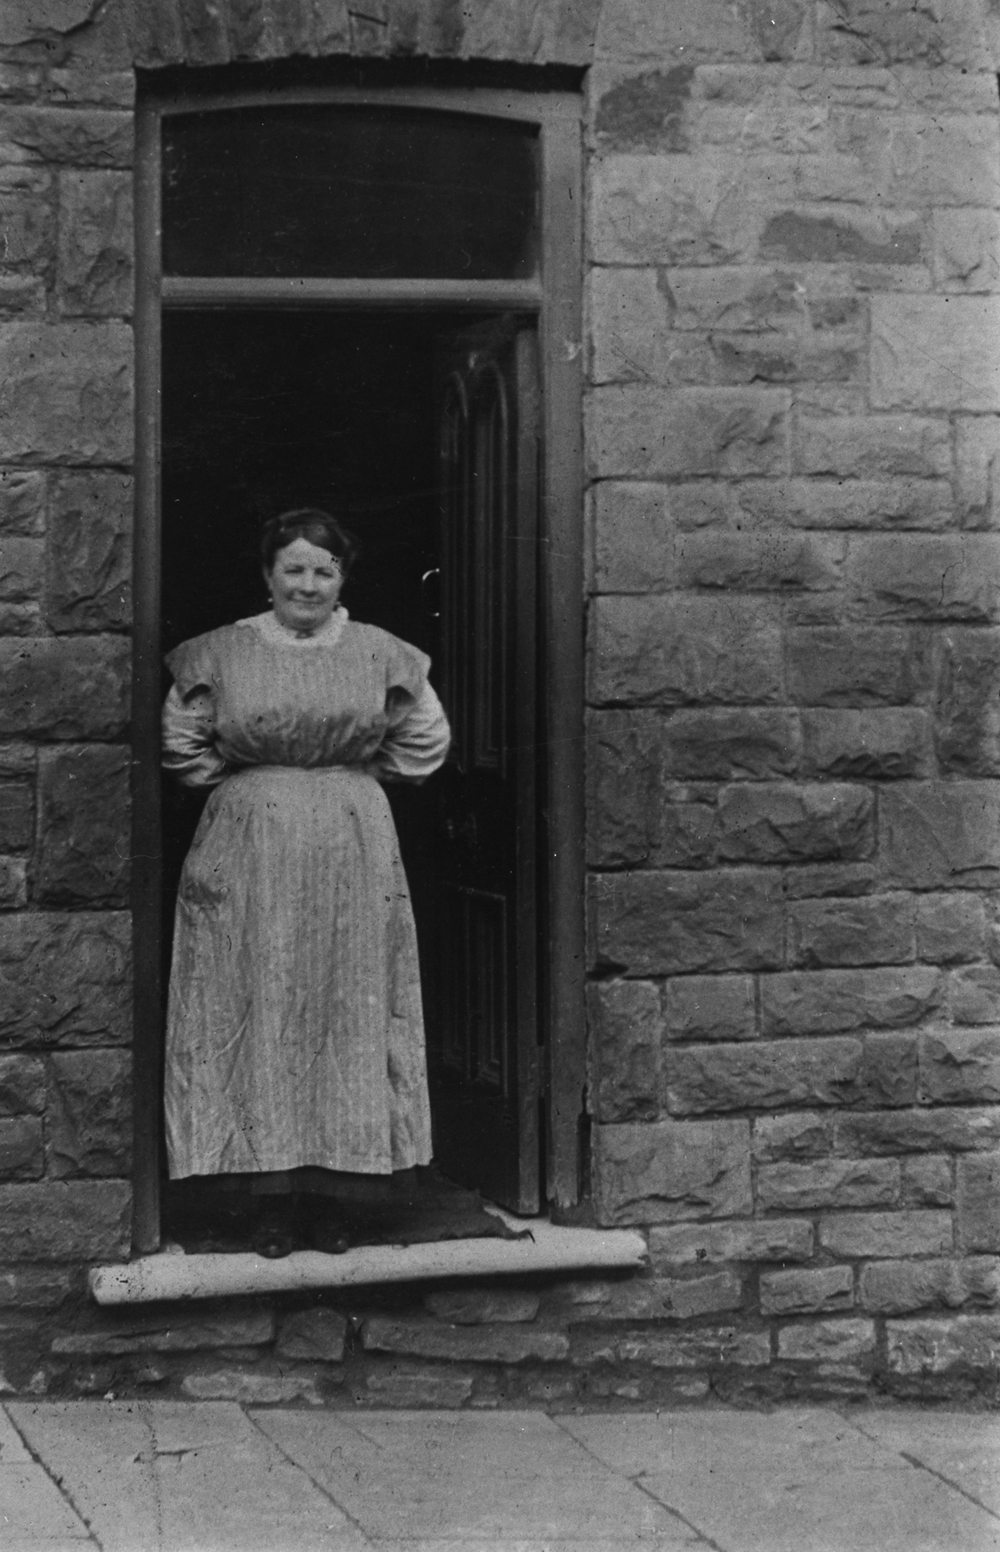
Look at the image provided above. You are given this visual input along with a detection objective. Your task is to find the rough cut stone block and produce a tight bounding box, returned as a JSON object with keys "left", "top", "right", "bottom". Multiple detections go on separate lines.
{"left": 801, "top": 113, "right": 1000, "bottom": 208}
{"left": 424, "top": 1289, "right": 540, "bottom": 1325}
{"left": 860, "top": 1032, "right": 918, "bottom": 1109}
{"left": 0, "top": 1117, "right": 42, "bottom": 1179}
{"left": 47, "top": 1049, "right": 131, "bottom": 1178}
{"left": 814, "top": 0, "right": 986, "bottom": 65}
{"left": 801, "top": 709, "right": 930, "bottom": 780}
{"left": 930, "top": 209, "right": 1000, "bottom": 293}
{"left": 757, "top": 1157, "right": 898, "bottom": 1211}
{"left": 862, "top": 1258, "right": 1000, "bottom": 1316}
{"left": 57, "top": 171, "right": 132, "bottom": 317}
{"left": 665, "top": 266, "right": 806, "bottom": 332}
{"left": 0, "top": 471, "right": 46, "bottom": 536}
{"left": 0, "top": 166, "right": 51, "bottom": 269}
{"left": 276, "top": 1309, "right": 347, "bottom": 1362}
{"left": 786, "top": 869, "right": 893, "bottom": 903}
{"left": 0, "top": 323, "right": 132, "bottom": 464}
{"left": 873, "top": 295, "right": 1000, "bottom": 412}
{"left": 587, "top": 980, "right": 661, "bottom": 1122}
{"left": 36, "top": 745, "right": 130, "bottom": 905}
{"left": 0, "top": 537, "right": 42, "bottom": 602}
{"left": 363, "top": 1369, "right": 472, "bottom": 1407}
{"left": 753, "top": 1112, "right": 834, "bottom": 1163}
{"left": 649, "top": 1218, "right": 814, "bottom": 1266}
{"left": 838, "top": 1108, "right": 1000, "bottom": 1157}
{"left": 0, "top": 106, "right": 132, "bottom": 166}
{"left": 677, "top": 532, "right": 846, "bottom": 595}
{"left": 592, "top": 64, "right": 695, "bottom": 153}
{"left": 588, "top": 385, "right": 790, "bottom": 478}
{"left": 957, "top": 1153, "right": 1000, "bottom": 1253}
{"left": 717, "top": 783, "right": 873, "bottom": 863}
{"left": 0, "top": 912, "right": 131, "bottom": 1049}
{"left": 590, "top": 153, "right": 790, "bottom": 267}
{"left": 567, "top": 1270, "right": 742, "bottom": 1322}
{"left": 785, "top": 627, "right": 925, "bottom": 707}
{"left": 950, "top": 967, "right": 1000, "bottom": 1027}
{"left": 664, "top": 974, "right": 755, "bottom": 1042}
{"left": 589, "top": 266, "right": 677, "bottom": 382}
{"left": 955, "top": 416, "right": 1000, "bottom": 528}
{"left": 0, "top": 637, "right": 129, "bottom": 739}
{"left": 591, "top": 869, "right": 784, "bottom": 976}
{"left": 882, "top": 782, "right": 1000, "bottom": 889}
{"left": 0, "top": 1181, "right": 130, "bottom": 1260}
{"left": 759, "top": 205, "right": 923, "bottom": 265}
{"left": 777, "top": 1317, "right": 874, "bottom": 1364}
{"left": 759, "top": 966, "right": 942, "bottom": 1036}
{"left": 737, "top": 477, "right": 955, "bottom": 533}
{"left": 760, "top": 1265, "right": 854, "bottom": 1316}
{"left": 362, "top": 1316, "right": 568, "bottom": 1364}
{"left": 662, "top": 708, "right": 799, "bottom": 780}
{"left": 181, "top": 1370, "right": 321, "bottom": 1405}
{"left": 794, "top": 415, "right": 951, "bottom": 479}
{"left": 571, "top": 1326, "right": 770, "bottom": 1370}
{"left": 48, "top": 69, "right": 136, "bottom": 108}
{"left": 592, "top": 481, "right": 675, "bottom": 592}
{"left": 589, "top": 595, "right": 783, "bottom": 708}
{"left": 819, "top": 1210, "right": 953, "bottom": 1259}
{"left": 935, "top": 629, "right": 1000, "bottom": 777}
{"left": 887, "top": 1315, "right": 1000, "bottom": 1377}
{"left": 901, "top": 1155, "right": 953, "bottom": 1209}
{"left": 0, "top": 779, "right": 32, "bottom": 851}
{"left": 847, "top": 535, "right": 1000, "bottom": 623}
{"left": 0, "top": 1054, "right": 43, "bottom": 1115}
{"left": 788, "top": 895, "right": 914, "bottom": 969}
{"left": 597, "top": 0, "right": 779, "bottom": 63}
{"left": 593, "top": 1116, "right": 751, "bottom": 1225}
{"left": 46, "top": 472, "right": 131, "bottom": 632}
{"left": 0, "top": 1266, "right": 79, "bottom": 1308}
{"left": 52, "top": 1309, "right": 274, "bottom": 1356}
{"left": 665, "top": 1037, "right": 863, "bottom": 1116}
{"left": 921, "top": 1030, "right": 1000, "bottom": 1106}
{"left": 587, "top": 711, "right": 678, "bottom": 868}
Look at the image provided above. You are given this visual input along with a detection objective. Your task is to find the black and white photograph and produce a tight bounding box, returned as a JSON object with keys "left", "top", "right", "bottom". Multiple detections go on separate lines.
{"left": 0, "top": 1, "right": 998, "bottom": 1549}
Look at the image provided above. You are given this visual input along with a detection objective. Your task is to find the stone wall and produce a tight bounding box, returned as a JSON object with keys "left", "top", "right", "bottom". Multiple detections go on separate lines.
{"left": 1, "top": 0, "right": 1000, "bottom": 1404}
{"left": 585, "top": 0, "right": 1000, "bottom": 1397}
{"left": 0, "top": 24, "right": 136, "bottom": 1298}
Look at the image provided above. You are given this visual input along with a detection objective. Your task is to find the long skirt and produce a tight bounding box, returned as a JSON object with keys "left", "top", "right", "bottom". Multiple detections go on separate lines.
{"left": 164, "top": 765, "right": 433, "bottom": 1178}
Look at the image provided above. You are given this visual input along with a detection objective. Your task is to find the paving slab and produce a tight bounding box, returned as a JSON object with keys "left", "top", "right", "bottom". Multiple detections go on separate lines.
{"left": 0, "top": 1463, "right": 92, "bottom": 1548}
{"left": 254, "top": 1409, "right": 701, "bottom": 1545}
{"left": 848, "top": 1411, "right": 1000, "bottom": 1518}
{"left": 7, "top": 1400, "right": 368, "bottom": 1552}
{"left": 560, "top": 1410, "right": 1000, "bottom": 1552}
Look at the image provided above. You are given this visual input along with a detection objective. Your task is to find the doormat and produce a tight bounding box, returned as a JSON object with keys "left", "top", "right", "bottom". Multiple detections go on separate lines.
{"left": 163, "top": 1168, "right": 532, "bottom": 1254}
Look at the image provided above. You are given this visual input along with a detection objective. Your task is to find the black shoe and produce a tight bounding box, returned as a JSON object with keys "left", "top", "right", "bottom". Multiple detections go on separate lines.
{"left": 305, "top": 1199, "right": 351, "bottom": 1255}
{"left": 251, "top": 1202, "right": 296, "bottom": 1259}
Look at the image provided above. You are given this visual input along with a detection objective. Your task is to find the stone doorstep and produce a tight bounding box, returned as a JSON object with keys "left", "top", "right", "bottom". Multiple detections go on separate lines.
{"left": 88, "top": 1212, "right": 648, "bottom": 1307}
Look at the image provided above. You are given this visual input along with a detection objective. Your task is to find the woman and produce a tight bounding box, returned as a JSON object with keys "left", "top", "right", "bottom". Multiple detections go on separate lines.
{"left": 162, "top": 509, "right": 451, "bottom": 1256}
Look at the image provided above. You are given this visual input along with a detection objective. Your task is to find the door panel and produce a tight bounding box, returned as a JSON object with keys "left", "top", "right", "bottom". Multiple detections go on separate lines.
{"left": 430, "top": 318, "right": 541, "bottom": 1213}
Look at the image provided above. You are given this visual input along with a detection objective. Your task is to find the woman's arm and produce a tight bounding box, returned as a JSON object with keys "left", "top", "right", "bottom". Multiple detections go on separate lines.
{"left": 162, "top": 683, "right": 228, "bottom": 788}
{"left": 374, "top": 680, "right": 451, "bottom": 782}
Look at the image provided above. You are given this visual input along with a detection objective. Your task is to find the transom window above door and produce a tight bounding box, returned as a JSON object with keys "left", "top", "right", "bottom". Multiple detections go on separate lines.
{"left": 162, "top": 105, "right": 539, "bottom": 281}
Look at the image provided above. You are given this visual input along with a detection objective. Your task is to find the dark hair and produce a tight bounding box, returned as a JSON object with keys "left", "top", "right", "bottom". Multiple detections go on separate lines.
{"left": 260, "top": 508, "right": 358, "bottom": 575}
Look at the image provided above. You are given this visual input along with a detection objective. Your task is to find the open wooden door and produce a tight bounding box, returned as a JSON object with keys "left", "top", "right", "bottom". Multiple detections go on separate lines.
{"left": 429, "top": 317, "right": 541, "bottom": 1213}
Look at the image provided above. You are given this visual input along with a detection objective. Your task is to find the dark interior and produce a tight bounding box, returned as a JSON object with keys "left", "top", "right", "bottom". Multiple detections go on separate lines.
{"left": 160, "top": 307, "right": 492, "bottom": 1238}
{"left": 162, "top": 105, "right": 538, "bottom": 280}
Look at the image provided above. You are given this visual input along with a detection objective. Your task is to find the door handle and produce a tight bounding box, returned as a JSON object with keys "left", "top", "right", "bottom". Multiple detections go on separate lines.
{"left": 421, "top": 568, "right": 441, "bottom": 618}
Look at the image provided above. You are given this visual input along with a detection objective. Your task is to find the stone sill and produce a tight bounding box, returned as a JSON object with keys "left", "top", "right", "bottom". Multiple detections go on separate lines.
{"left": 89, "top": 1211, "right": 647, "bottom": 1306}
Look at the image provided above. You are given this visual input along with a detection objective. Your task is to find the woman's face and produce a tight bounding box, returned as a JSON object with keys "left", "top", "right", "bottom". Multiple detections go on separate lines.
{"left": 266, "top": 537, "right": 343, "bottom": 634}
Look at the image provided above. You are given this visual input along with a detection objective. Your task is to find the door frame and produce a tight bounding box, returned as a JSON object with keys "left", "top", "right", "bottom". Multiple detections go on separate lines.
{"left": 132, "top": 81, "right": 584, "bottom": 1253}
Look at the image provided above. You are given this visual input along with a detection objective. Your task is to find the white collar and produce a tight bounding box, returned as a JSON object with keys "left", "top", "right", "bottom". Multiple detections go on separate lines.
{"left": 239, "top": 607, "right": 349, "bottom": 646}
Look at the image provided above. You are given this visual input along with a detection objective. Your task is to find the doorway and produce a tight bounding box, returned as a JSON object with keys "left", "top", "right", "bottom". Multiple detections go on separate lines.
{"left": 133, "top": 85, "right": 585, "bottom": 1252}
{"left": 159, "top": 305, "right": 541, "bottom": 1229}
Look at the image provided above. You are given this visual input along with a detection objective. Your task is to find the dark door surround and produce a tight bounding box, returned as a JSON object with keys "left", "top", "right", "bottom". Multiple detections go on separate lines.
{"left": 132, "top": 83, "right": 584, "bottom": 1253}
